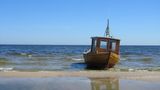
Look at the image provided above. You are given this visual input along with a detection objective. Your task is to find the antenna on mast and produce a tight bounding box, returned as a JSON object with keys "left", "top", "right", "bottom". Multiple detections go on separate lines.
{"left": 105, "top": 19, "right": 110, "bottom": 38}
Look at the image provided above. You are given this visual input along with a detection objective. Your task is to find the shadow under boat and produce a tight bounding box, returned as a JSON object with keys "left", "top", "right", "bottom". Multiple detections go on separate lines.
{"left": 71, "top": 62, "right": 112, "bottom": 70}
{"left": 70, "top": 62, "right": 105, "bottom": 70}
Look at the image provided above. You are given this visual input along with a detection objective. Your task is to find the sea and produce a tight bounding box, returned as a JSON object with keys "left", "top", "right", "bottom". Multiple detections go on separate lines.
{"left": 0, "top": 45, "right": 160, "bottom": 72}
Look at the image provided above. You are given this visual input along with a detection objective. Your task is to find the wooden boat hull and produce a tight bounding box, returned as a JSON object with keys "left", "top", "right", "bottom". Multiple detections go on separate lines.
{"left": 83, "top": 52, "right": 119, "bottom": 68}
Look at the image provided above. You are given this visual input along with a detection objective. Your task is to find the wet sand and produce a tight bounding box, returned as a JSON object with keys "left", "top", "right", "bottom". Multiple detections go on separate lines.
{"left": 0, "top": 71, "right": 160, "bottom": 90}
{"left": 0, "top": 71, "right": 160, "bottom": 81}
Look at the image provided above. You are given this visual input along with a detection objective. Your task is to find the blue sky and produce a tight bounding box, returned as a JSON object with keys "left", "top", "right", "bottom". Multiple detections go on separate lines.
{"left": 0, "top": 0, "right": 160, "bottom": 45}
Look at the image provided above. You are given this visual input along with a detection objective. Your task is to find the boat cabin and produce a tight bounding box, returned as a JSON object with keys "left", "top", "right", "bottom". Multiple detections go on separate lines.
{"left": 90, "top": 37, "right": 120, "bottom": 54}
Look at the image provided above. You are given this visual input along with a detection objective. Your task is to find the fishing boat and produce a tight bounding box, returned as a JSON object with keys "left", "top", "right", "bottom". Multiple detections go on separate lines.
{"left": 83, "top": 19, "right": 120, "bottom": 68}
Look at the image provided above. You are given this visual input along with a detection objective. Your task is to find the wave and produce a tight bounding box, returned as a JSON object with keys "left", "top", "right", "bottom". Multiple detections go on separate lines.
{"left": 0, "top": 67, "right": 13, "bottom": 72}
{"left": 0, "top": 58, "right": 10, "bottom": 65}
{"left": 120, "top": 57, "right": 128, "bottom": 61}
{"left": 140, "top": 57, "right": 152, "bottom": 61}
{"left": 7, "top": 52, "right": 33, "bottom": 57}
{"left": 71, "top": 58, "right": 84, "bottom": 61}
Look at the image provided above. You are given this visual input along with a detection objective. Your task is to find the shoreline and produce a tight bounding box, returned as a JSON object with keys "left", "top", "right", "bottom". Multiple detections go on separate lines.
{"left": 0, "top": 71, "right": 160, "bottom": 82}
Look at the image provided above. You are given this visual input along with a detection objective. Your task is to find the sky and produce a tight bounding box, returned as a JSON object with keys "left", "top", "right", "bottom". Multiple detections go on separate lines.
{"left": 0, "top": 0, "right": 160, "bottom": 45}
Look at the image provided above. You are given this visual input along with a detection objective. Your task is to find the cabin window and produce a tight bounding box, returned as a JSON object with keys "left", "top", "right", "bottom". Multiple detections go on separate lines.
{"left": 111, "top": 42, "right": 116, "bottom": 51}
{"left": 100, "top": 41, "right": 107, "bottom": 49}
{"left": 91, "top": 38, "right": 97, "bottom": 52}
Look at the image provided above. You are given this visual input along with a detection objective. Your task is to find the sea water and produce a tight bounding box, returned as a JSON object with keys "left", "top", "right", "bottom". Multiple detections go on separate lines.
{"left": 0, "top": 45, "right": 160, "bottom": 71}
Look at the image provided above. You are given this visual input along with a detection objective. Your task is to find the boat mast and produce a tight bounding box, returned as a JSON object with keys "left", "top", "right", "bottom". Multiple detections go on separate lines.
{"left": 105, "top": 19, "right": 110, "bottom": 38}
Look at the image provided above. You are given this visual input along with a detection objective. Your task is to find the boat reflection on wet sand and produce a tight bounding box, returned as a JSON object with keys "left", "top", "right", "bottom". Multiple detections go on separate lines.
{"left": 90, "top": 77, "right": 119, "bottom": 90}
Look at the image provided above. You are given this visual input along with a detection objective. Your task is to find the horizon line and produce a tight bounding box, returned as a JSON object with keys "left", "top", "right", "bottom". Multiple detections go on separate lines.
{"left": 0, "top": 44, "right": 160, "bottom": 46}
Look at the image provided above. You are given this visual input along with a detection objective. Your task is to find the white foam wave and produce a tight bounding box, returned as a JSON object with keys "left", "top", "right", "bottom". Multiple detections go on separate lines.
{"left": 72, "top": 58, "right": 83, "bottom": 61}
{"left": 0, "top": 67, "right": 13, "bottom": 72}
{"left": 120, "top": 57, "right": 127, "bottom": 61}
